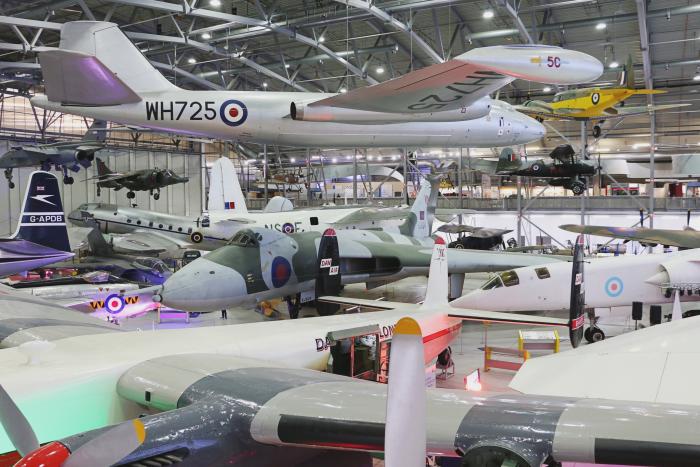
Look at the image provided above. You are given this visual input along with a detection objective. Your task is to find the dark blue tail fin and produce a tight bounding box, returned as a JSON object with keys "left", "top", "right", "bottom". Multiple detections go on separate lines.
{"left": 12, "top": 171, "right": 71, "bottom": 252}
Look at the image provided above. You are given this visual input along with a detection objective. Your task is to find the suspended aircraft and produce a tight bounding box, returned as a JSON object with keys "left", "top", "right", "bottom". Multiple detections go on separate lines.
{"left": 92, "top": 158, "right": 189, "bottom": 200}
{"left": 516, "top": 56, "right": 685, "bottom": 137}
{"left": 0, "top": 171, "right": 74, "bottom": 277}
{"left": 32, "top": 22, "right": 603, "bottom": 149}
{"left": 561, "top": 223, "right": 700, "bottom": 249}
{"left": 0, "top": 120, "right": 105, "bottom": 188}
{"left": 496, "top": 144, "right": 596, "bottom": 195}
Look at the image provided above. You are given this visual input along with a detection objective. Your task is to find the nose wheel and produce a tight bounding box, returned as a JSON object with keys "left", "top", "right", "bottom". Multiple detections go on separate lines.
{"left": 584, "top": 326, "right": 605, "bottom": 343}
{"left": 126, "top": 191, "right": 136, "bottom": 199}
{"left": 285, "top": 293, "right": 302, "bottom": 319}
{"left": 154, "top": 189, "right": 160, "bottom": 200}
{"left": 60, "top": 166, "right": 74, "bottom": 184}
{"left": 4, "top": 168, "right": 14, "bottom": 189}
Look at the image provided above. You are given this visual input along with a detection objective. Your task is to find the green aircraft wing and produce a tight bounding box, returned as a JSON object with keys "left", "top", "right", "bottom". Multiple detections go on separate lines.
{"left": 560, "top": 224, "right": 700, "bottom": 248}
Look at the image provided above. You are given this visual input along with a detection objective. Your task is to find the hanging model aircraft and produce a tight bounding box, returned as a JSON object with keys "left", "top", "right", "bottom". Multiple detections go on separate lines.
{"left": 4, "top": 240, "right": 700, "bottom": 467}
{"left": 0, "top": 171, "right": 74, "bottom": 276}
{"left": 560, "top": 223, "right": 700, "bottom": 249}
{"left": 453, "top": 244, "right": 700, "bottom": 342}
{"left": 516, "top": 56, "right": 686, "bottom": 137}
{"left": 92, "top": 157, "right": 189, "bottom": 200}
{"left": 31, "top": 22, "right": 603, "bottom": 149}
{"left": 0, "top": 120, "right": 106, "bottom": 188}
{"left": 496, "top": 144, "right": 596, "bottom": 195}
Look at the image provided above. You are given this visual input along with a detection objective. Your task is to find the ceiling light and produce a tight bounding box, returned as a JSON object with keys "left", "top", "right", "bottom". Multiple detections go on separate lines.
{"left": 596, "top": 22, "right": 607, "bottom": 30}
{"left": 694, "top": 75, "right": 700, "bottom": 81}
{"left": 376, "top": 66, "right": 385, "bottom": 74}
{"left": 339, "top": 87, "right": 347, "bottom": 93}
{"left": 262, "top": 81, "right": 268, "bottom": 88}
{"left": 377, "top": 156, "right": 383, "bottom": 161}
{"left": 201, "top": 32, "right": 211, "bottom": 40}
{"left": 368, "top": 155, "right": 374, "bottom": 161}
{"left": 290, "top": 157, "right": 296, "bottom": 163}
{"left": 543, "top": 86, "right": 552, "bottom": 93}
{"left": 391, "top": 155, "right": 398, "bottom": 161}
{"left": 187, "top": 57, "right": 196, "bottom": 64}
{"left": 609, "top": 61, "right": 619, "bottom": 69}
{"left": 332, "top": 157, "right": 338, "bottom": 163}
{"left": 318, "top": 36, "right": 325, "bottom": 43}
{"left": 483, "top": 10, "right": 494, "bottom": 19}
{"left": 285, "top": 63, "right": 291, "bottom": 69}
{"left": 209, "top": 0, "right": 221, "bottom": 6}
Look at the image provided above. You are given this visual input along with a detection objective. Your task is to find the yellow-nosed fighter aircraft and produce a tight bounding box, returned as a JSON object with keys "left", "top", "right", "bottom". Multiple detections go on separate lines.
{"left": 517, "top": 56, "right": 686, "bottom": 137}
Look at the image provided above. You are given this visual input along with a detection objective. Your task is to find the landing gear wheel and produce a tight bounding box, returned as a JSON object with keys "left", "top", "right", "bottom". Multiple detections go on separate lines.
{"left": 4, "top": 168, "right": 14, "bottom": 189}
{"left": 8, "top": 182, "right": 14, "bottom": 189}
{"left": 63, "top": 176, "right": 74, "bottom": 185}
{"left": 570, "top": 181, "right": 586, "bottom": 196}
{"left": 454, "top": 243, "right": 464, "bottom": 249}
{"left": 592, "top": 125, "right": 602, "bottom": 138}
{"left": 590, "top": 327, "right": 605, "bottom": 342}
{"left": 96, "top": 187, "right": 101, "bottom": 197}
{"left": 153, "top": 192, "right": 160, "bottom": 200}
{"left": 126, "top": 191, "right": 136, "bottom": 199}
{"left": 531, "top": 163, "right": 543, "bottom": 173}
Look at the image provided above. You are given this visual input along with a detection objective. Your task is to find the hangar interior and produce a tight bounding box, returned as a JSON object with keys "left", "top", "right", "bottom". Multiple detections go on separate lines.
{"left": 0, "top": 1, "right": 699, "bottom": 467}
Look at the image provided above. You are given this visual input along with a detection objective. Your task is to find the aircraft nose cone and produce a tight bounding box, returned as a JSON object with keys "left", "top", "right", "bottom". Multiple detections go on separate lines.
{"left": 449, "top": 289, "right": 489, "bottom": 310}
{"left": 160, "top": 257, "right": 247, "bottom": 311}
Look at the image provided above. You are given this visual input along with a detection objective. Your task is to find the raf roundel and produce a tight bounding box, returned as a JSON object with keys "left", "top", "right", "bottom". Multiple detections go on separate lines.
{"left": 220, "top": 99, "right": 248, "bottom": 127}
{"left": 105, "top": 294, "right": 126, "bottom": 314}
{"left": 271, "top": 256, "right": 292, "bottom": 288}
{"left": 282, "top": 223, "right": 295, "bottom": 234}
{"left": 604, "top": 276, "right": 624, "bottom": 298}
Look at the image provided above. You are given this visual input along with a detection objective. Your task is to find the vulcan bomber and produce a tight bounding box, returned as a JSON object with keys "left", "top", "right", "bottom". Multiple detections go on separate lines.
{"left": 496, "top": 144, "right": 596, "bottom": 195}
{"left": 93, "top": 158, "right": 189, "bottom": 200}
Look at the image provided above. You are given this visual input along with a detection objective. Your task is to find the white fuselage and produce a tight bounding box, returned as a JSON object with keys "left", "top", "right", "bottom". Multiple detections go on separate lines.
{"left": 0, "top": 306, "right": 460, "bottom": 453}
{"left": 453, "top": 249, "right": 700, "bottom": 312}
{"left": 31, "top": 93, "right": 545, "bottom": 148}
{"left": 70, "top": 203, "right": 409, "bottom": 250}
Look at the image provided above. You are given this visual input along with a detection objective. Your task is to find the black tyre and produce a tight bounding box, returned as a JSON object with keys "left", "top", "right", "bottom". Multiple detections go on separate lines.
{"left": 592, "top": 125, "right": 602, "bottom": 138}
{"left": 584, "top": 327, "right": 593, "bottom": 343}
{"left": 127, "top": 191, "right": 136, "bottom": 199}
{"left": 571, "top": 182, "right": 585, "bottom": 196}
{"left": 531, "top": 163, "right": 543, "bottom": 172}
{"left": 454, "top": 243, "right": 465, "bottom": 249}
{"left": 590, "top": 327, "right": 605, "bottom": 342}
{"left": 153, "top": 192, "right": 160, "bottom": 200}
{"left": 8, "top": 182, "right": 14, "bottom": 189}
{"left": 64, "top": 176, "right": 75, "bottom": 185}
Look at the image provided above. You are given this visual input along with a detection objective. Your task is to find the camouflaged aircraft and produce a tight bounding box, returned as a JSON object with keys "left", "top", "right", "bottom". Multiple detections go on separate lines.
{"left": 157, "top": 219, "right": 566, "bottom": 317}
{"left": 560, "top": 223, "right": 700, "bottom": 249}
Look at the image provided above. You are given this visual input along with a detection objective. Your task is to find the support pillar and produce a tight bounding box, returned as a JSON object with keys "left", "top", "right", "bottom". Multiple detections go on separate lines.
{"left": 516, "top": 175, "right": 522, "bottom": 246}
{"left": 649, "top": 115, "right": 656, "bottom": 227}
{"left": 306, "top": 148, "right": 311, "bottom": 206}
{"left": 353, "top": 148, "right": 358, "bottom": 203}
{"left": 458, "top": 147, "right": 463, "bottom": 209}
{"left": 263, "top": 144, "right": 268, "bottom": 203}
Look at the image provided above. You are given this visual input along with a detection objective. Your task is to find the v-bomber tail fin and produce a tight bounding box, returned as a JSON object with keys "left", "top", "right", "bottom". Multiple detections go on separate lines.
{"left": 12, "top": 171, "right": 71, "bottom": 252}
{"left": 421, "top": 237, "right": 448, "bottom": 308}
{"left": 39, "top": 21, "right": 175, "bottom": 106}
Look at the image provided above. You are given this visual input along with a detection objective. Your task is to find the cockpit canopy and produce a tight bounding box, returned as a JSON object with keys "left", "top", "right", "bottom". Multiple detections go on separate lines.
{"left": 227, "top": 229, "right": 260, "bottom": 248}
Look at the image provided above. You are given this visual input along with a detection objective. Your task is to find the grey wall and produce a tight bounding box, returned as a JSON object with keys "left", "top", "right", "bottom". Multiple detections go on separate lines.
{"left": 0, "top": 140, "right": 204, "bottom": 237}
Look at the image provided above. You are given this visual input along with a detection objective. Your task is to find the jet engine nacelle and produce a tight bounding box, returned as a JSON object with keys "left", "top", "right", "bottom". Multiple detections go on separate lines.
{"left": 290, "top": 97, "right": 491, "bottom": 124}
{"left": 73, "top": 148, "right": 95, "bottom": 168}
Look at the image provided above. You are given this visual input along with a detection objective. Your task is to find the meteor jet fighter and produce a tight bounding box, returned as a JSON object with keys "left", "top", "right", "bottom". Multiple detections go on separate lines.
{"left": 92, "top": 158, "right": 189, "bottom": 200}
{"left": 32, "top": 22, "right": 603, "bottom": 149}
{"left": 496, "top": 144, "right": 596, "bottom": 195}
{"left": 0, "top": 120, "right": 105, "bottom": 188}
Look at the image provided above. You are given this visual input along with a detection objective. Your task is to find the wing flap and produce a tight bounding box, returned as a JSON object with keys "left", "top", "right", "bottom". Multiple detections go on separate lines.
{"left": 448, "top": 309, "right": 568, "bottom": 327}
{"left": 317, "top": 296, "right": 410, "bottom": 311}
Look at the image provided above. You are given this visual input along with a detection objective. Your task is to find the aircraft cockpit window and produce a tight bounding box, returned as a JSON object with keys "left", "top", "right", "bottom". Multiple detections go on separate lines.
{"left": 481, "top": 275, "right": 503, "bottom": 290}
{"left": 499, "top": 270, "right": 520, "bottom": 287}
{"left": 229, "top": 231, "right": 258, "bottom": 247}
{"left": 535, "top": 267, "right": 550, "bottom": 279}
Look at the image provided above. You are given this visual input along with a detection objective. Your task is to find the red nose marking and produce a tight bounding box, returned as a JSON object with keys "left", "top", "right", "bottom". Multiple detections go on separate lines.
{"left": 15, "top": 442, "right": 70, "bottom": 467}
{"left": 229, "top": 107, "right": 239, "bottom": 118}
{"left": 434, "top": 236, "right": 445, "bottom": 245}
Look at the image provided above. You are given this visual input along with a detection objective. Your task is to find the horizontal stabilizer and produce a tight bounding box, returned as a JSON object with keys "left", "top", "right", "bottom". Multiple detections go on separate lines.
{"left": 448, "top": 309, "right": 568, "bottom": 327}
{"left": 39, "top": 50, "right": 141, "bottom": 106}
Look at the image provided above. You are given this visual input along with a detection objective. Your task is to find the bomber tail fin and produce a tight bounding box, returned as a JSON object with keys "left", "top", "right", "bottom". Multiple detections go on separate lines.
{"left": 569, "top": 234, "right": 586, "bottom": 348}
{"left": 11, "top": 171, "right": 71, "bottom": 252}
{"left": 495, "top": 147, "right": 520, "bottom": 173}
{"left": 421, "top": 237, "right": 448, "bottom": 308}
{"left": 399, "top": 174, "right": 440, "bottom": 239}
{"left": 38, "top": 21, "right": 175, "bottom": 106}
{"left": 208, "top": 157, "right": 248, "bottom": 215}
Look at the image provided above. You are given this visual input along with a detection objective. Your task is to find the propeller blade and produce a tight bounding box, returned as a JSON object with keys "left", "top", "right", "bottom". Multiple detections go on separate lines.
{"left": 385, "top": 317, "right": 425, "bottom": 467}
{"left": 0, "top": 384, "right": 39, "bottom": 457}
{"left": 63, "top": 419, "right": 145, "bottom": 467}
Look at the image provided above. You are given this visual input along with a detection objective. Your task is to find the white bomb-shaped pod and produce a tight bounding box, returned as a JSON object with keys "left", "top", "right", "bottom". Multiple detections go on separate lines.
{"left": 461, "top": 45, "right": 603, "bottom": 85}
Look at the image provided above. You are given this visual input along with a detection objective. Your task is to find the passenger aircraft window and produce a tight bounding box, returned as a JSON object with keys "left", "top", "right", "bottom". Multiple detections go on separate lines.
{"left": 499, "top": 270, "right": 520, "bottom": 287}
{"left": 158, "top": 224, "right": 163, "bottom": 229}
{"left": 481, "top": 275, "right": 503, "bottom": 290}
{"left": 127, "top": 219, "right": 132, "bottom": 223}
{"left": 188, "top": 228, "right": 193, "bottom": 234}
{"left": 168, "top": 226, "right": 173, "bottom": 230}
{"left": 149, "top": 222, "right": 154, "bottom": 227}
{"left": 535, "top": 267, "right": 550, "bottom": 279}
{"left": 178, "top": 227, "right": 183, "bottom": 232}
{"left": 310, "top": 217, "right": 319, "bottom": 226}
{"left": 137, "top": 220, "right": 142, "bottom": 225}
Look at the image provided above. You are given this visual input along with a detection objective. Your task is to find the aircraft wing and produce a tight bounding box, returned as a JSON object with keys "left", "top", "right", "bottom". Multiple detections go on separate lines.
{"left": 308, "top": 46, "right": 601, "bottom": 114}
{"left": 514, "top": 105, "right": 580, "bottom": 121}
{"left": 318, "top": 296, "right": 415, "bottom": 311}
{"left": 108, "top": 230, "right": 188, "bottom": 254}
{"left": 560, "top": 224, "right": 700, "bottom": 248}
{"left": 598, "top": 103, "right": 690, "bottom": 119}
